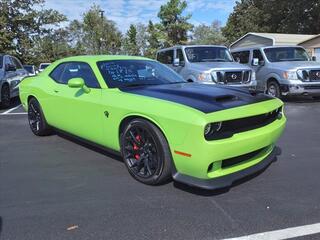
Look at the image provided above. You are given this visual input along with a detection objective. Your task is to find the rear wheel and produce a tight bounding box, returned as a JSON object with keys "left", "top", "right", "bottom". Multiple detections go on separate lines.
{"left": 1, "top": 84, "right": 11, "bottom": 108}
{"left": 28, "top": 98, "right": 52, "bottom": 136}
{"left": 120, "top": 119, "right": 172, "bottom": 185}
{"left": 267, "top": 80, "right": 281, "bottom": 98}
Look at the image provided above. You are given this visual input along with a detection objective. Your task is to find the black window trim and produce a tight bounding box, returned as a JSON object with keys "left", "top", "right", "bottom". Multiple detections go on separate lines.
{"left": 49, "top": 61, "right": 101, "bottom": 89}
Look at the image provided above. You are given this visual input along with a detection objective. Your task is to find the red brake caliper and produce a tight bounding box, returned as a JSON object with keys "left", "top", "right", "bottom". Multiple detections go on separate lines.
{"left": 133, "top": 135, "right": 141, "bottom": 160}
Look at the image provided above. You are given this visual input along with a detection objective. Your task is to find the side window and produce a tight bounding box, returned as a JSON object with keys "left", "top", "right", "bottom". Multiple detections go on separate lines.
{"left": 232, "top": 51, "right": 250, "bottom": 64}
{"left": 176, "top": 49, "right": 185, "bottom": 64}
{"left": 11, "top": 57, "right": 23, "bottom": 69}
{"left": 157, "top": 50, "right": 174, "bottom": 64}
{"left": 253, "top": 49, "right": 264, "bottom": 62}
{"left": 4, "top": 56, "right": 13, "bottom": 67}
{"left": 49, "top": 63, "right": 67, "bottom": 83}
{"left": 60, "top": 62, "right": 100, "bottom": 88}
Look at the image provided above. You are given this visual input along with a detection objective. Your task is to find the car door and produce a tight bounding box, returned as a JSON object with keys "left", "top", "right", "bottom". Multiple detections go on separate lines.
{"left": 251, "top": 49, "right": 266, "bottom": 92}
{"left": 48, "top": 61, "right": 104, "bottom": 144}
{"left": 3, "top": 56, "right": 18, "bottom": 97}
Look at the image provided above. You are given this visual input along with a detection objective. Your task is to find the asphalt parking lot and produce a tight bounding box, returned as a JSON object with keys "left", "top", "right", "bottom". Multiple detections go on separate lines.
{"left": 1, "top": 97, "right": 320, "bottom": 240}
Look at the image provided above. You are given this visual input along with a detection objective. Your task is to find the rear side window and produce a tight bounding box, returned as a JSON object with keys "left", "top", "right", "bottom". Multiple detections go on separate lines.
{"left": 232, "top": 51, "right": 250, "bottom": 64}
{"left": 157, "top": 50, "right": 174, "bottom": 64}
{"left": 50, "top": 64, "right": 66, "bottom": 83}
{"left": 0, "top": 56, "right": 3, "bottom": 68}
{"left": 253, "top": 49, "right": 264, "bottom": 62}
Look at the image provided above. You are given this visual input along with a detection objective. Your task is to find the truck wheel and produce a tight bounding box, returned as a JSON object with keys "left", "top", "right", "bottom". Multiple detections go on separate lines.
{"left": 0, "top": 84, "right": 11, "bottom": 108}
{"left": 267, "top": 81, "right": 281, "bottom": 98}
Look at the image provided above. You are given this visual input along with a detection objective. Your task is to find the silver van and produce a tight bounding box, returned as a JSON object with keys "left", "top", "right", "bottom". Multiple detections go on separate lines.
{"left": 0, "top": 54, "right": 28, "bottom": 108}
{"left": 231, "top": 46, "right": 320, "bottom": 98}
{"left": 156, "top": 45, "right": 257, "bottom": 91}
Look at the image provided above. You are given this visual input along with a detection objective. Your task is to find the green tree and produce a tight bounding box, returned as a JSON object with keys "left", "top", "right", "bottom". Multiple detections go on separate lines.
{"left": 123, "top": 24, "right": 139, "bottom": 55}
{"left": 145, "top": 21, "right": 164, "bottom": 59}
{"left": 0, "top": 0, "right": 67, "bottom": 63}
{"left": 191, "top": 21, "right": 226, "bottom": 45}
{"left": 223, "top": 0, "right": 320, "bottom": 44}
{"left": 157, "top": 0, "right": 193, "bottom": 46}
{"left": 81, "top": 4, "right": 122, "bottom": 55}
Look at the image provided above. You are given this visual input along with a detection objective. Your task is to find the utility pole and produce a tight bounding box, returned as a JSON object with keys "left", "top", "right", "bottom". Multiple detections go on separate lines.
{"left": 98, "top": 10, "right": 105, "bottom": 54}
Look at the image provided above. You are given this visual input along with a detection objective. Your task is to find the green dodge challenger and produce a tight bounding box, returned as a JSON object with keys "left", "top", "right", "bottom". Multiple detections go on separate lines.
{"left": 19, "top": 55, "right": 286, "bottom": 190}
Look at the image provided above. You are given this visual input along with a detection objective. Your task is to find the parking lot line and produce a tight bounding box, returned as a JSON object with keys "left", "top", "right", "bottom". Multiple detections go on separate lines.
{"left": 1, "top": 104, "right": 23, "bottom": 114}
{"left": 223, "top": 222, "right": 320, "bottom": 240}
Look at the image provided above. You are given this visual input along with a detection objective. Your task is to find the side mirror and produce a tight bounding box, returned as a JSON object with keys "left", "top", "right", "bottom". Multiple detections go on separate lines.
{"left": 252, "top": 58, "right": 259, "bottom": 66}
{"left": 173, "top": 58, "right": 180, "bottom": 67}
{"left": 68, "top": 78, "right": 90, "bottom": 93}
{"left": 5, "top": 64, "right": 16, "bottom": 72}
{"left": 312, "top": 56, "right": 317, "bottom": 61}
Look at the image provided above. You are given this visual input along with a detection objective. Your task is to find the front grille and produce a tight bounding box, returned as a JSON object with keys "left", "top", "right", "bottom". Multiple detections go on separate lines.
{"left": 303, "top": 85, "right": 320, "bottom": 90}
{"left": 215, "top": 70, "right": 251, "bottom": 84}
{"left": 206, "top": 107, "right": 282, "bottom": 140}
{"left": 309, "top": 70, "right": 320, "bottom": 81}
{"left": 221, "top": 147, "right": 268, "bottom": 169}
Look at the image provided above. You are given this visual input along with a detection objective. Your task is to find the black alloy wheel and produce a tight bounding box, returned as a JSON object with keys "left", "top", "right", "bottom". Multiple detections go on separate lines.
{"left": 121, "top": 119, "right": 172, "bottom": 185}
{"left": 28, "top": 98, "right": 52, "bottom": 136}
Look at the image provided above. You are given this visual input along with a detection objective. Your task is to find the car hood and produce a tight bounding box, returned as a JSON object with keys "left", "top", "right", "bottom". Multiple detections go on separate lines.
{"left": 120, "top": 83, "right": 272, "bottom": 114}
{"left": 190, "top": 62, "right": 252, "bottom": 72}
{"left": 268, "top": 61, "right": 320, "bottom": 70}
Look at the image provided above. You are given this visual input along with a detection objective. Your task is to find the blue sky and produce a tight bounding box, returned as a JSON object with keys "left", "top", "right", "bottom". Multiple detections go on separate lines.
{"left": 44, "top": 0, "right": 237, "bottom": 32}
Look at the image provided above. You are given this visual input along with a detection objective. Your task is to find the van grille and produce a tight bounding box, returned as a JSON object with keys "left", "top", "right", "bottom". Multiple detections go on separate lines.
{"left": 215, "top": 70, "right": 251, "bottom": 84}
{"left": 300, "top": 70, "right": 320, "bottom": 82}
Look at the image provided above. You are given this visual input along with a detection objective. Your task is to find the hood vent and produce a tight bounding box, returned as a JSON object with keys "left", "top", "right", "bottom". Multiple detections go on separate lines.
{"left": 215, "top": 95, "right": 238, "bottom": 102}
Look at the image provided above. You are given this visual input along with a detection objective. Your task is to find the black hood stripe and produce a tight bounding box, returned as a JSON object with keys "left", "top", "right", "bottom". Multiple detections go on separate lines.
{"left": 120, "top": 83, "right": 272, "bottom": 113}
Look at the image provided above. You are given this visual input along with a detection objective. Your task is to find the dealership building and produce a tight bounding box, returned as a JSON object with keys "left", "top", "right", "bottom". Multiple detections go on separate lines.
{"left": 230, "top": 32, "right": 320, "bottom": 60}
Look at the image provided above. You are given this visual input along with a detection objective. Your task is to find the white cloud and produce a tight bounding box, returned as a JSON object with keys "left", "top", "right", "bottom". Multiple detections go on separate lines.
{"left": 44, "top": 0, "right": 236, "bottom": 32}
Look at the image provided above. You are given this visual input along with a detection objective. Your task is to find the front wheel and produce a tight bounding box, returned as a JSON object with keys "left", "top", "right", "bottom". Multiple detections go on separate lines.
{"left": 0, "top": 84, "right": 11, "bottom": 108}
{"left": 267, "top": 81, "right": 281, "bottom": 98}
{"left": 28, "top": 98, "right": 52, "bottom": 136}
{"left": 120, "top": 119, "right": 172, "bottom": 185}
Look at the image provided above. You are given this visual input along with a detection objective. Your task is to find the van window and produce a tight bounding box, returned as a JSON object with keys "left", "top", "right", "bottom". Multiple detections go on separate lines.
{"left": 157, "top": 50, "right": 174, "bottom": 64}
{"left": 253, "top": 50, "right": 264, "bottom": 63}
{"left": 232, "top": 51, "right": 250, "bottom": 64}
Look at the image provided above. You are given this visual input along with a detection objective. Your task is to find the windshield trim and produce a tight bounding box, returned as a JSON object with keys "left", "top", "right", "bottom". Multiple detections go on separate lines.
{"left": 184, "top": 46, "right": 233, "bottom": 63}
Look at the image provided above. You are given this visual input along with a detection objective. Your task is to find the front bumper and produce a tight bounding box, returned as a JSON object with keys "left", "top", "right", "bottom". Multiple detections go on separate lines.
{"left": 281, "top": 83, "right": 320, "bottom": 96}
{"left": 173, "top": 146, "right": 281, "bottom": 190}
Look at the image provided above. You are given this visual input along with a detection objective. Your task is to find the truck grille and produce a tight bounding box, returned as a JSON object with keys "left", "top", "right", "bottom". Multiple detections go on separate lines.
{"left": 215, "top": 70, "right": 251, "bottom": 84}
{"left": 300, "top": 70, "right": 320, "bottom": 82}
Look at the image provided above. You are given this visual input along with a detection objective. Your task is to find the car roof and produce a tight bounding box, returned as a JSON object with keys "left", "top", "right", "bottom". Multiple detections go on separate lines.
{"left": 57, "top": 55, "right": 151, "bottom": 63}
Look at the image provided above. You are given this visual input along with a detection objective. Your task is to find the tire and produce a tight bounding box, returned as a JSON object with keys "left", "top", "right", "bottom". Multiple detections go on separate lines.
{"left": 28, "top": 98, "right": 52, "bottom": 136}
{"left": 120, "top": 118, "right": 173, "bottom": 185}
{"left": 0, "top": 84, "right": 11, "bottom": 108}
{"left": 267, "top": 80, "right": 281, "bottom": 98}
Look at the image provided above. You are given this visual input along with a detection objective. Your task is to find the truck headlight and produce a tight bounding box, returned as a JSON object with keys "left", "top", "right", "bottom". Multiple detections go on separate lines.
{"left": 251, "top": 71, "right": 256, "bottom": 81}
{"left": 198, "top": 72, "right": 212, "bottom": 81}
{"left": 283, "top": 71, "right": 298, "bottom": 80}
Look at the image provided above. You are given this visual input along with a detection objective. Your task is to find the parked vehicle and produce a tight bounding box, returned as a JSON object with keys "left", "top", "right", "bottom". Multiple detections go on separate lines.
{"left": 38, "top": 63, "right": 51, "bottom": 72}
{"left": 23, "top": 65, "right": 37, "bottom": 76}
{"left": 19, "top": 55, "right": 286, "bottom": 190}
{"left": 0, "top": 54, "right": 28, "bottom": 108}
{"left": 156, "top": 45, "right": 257, "bottom": 91}
{"left": 231, "top": 46, "right": 320, "bottom": 98}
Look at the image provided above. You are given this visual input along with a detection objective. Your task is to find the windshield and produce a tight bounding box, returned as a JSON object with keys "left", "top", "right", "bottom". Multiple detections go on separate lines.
{"left": 97, "top": 60, "right": 186, "bottom": 88}
{"left": 264, "top": 47, "right": 310, "bottom": 62}
{"left": 0, "top": 55, "right": 3, "bottom": 68}
{"left": 40, "top": 64, "right": 50, "bottom": 70}
{"left": 24, "top": 65, "right": 34, "bottom": 73}
{"left": 185, "top": 47, "right": 233, "bottom": 63}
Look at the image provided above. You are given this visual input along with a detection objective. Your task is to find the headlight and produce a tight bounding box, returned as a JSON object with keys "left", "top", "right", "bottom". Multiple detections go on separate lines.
{"left": 198, "top": 72, "right": 212, "bottom": 81}
{"left": 251, "top": 71, "right": 256, "bottom": 81}
{"left": 204, "top": 122, "right": 222, "bottom": 137}
{"left": 283, "top": 71, "right": 298, "bottom": 80}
